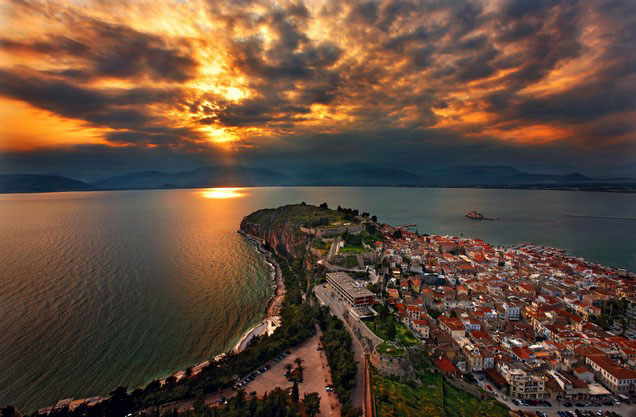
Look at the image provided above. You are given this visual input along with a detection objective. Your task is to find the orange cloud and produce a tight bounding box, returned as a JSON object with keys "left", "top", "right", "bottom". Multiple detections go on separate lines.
{"left": 0, "top": 0, "right": 633, "bottom": 156}
{"left": 0, "top": 98, "right": 111, "bottom": 150}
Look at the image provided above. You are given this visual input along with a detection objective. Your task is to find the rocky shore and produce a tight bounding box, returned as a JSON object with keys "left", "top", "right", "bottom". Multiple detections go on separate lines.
{"left": 232, "top": 230, "right": 286, "bottom": 353}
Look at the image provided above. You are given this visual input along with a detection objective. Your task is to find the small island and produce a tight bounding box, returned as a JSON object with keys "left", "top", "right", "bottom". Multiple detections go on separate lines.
{"left": 466, "top": 210, "right": 498, "bottom": 220}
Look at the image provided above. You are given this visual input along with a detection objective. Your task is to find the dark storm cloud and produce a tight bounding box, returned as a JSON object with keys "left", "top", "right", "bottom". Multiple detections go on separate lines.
{"left": 208, "top": 4, "right": 346, "bottom": 127}
{"left": 0, "top": 68, "right": 178, "bottom": 125}
{"left": 478, "top": 0, "right": 636, "bottom": 132}
{"left": 105, "top": 126, "right": 203, "bottom": 146}
{"left": 0, "top": 67, "right": 204, "bottom": 145}
{"left": 205, "top": 98, "right": 311, "bottom": 127}
{"left": 1, "top": 0, "right": 635, "bottom": 177}
{"left": 0, "top": 20, "right": 198, "bottom": 82}
{"left": 517, "top": 83, "right": 636, "bottom": 124}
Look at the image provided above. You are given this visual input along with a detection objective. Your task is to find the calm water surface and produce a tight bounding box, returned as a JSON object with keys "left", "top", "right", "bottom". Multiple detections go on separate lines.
{"left": 1, "top": 187, "right": 635, "bottom": 411}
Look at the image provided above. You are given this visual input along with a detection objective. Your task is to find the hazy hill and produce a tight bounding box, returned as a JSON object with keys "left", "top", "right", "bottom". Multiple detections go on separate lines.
{"left": 297, "top": 163, "right": 421, "bottom": 185}
{"left": 2, "top": 165, "right": 634, "bottom": 193}
{"left": 94, "top": 166, "right": 289, "bottom": 189}
{"left": 0, "top": 174, "right": 96, "bottom": 193}
{"left": 419, "top": 165, "right": 594, "bottom": 186}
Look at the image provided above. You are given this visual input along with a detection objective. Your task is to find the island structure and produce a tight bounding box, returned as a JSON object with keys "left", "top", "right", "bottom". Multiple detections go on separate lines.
{"left": 13, "top": 203, "right": 636, "bottom": 417}
{"left": 466, "top": 210, "right": 497, "bottom": 220}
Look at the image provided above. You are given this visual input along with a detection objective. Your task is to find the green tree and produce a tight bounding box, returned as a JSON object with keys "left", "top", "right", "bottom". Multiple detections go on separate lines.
{"left": 294, "top": 357, "right": 304, "bottom": 379}
{"left": 386, "top": 319, "right": 396, "bottom": 340}
{"left": 193, "top": 396, "right": 208, "bottom": 415}
{"left": 302, "top": 392, "right": 321, "bottom": 417}
{"left": 145, "top": 379, "right": 161, "bottom": 392}
{"left": 105, "top": 386, "right": 132, "bottom": 417}
{"left": 233, "top": 389, "right": 246, "bottom": 409}
{"left": 284, "top": 363, "right": 293, "bottom": 376}
{"left": 165, "top": 375, "right": 177, "bottom": 388}
{"left": 291, "top": 381, "right": 300, "bottom": 403}
{"left": 379, "top": 302, "right": 390, "bottom": 320}
{"left": 0, "top": 405, "right": 20, "bottom": 417}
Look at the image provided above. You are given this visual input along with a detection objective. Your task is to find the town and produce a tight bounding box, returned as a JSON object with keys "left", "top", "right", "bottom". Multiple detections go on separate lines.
{"left": 313, "top": 218, "right": 636, "bottom": 417}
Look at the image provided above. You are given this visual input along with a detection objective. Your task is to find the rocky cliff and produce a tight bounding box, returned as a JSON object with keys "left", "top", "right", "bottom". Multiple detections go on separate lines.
{"left": 240, "top": 204, "right": 345, "bottom": 258}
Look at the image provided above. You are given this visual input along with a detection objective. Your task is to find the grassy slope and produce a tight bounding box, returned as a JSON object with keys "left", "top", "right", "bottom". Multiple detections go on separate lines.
{"left": 372, "top": 359, "right": 509, "bottom": 417}
{"left": 362, "top": 317, "right": 419, "bottom": 346}
{"left": 372, "top": 366, "right": 445, "bottom": 417}
{"left": 370, "top": 324, "right": 508, "bottom": 417}
{"left": 442, "top": 378, "right": 509, "bottom": 417}
{"left": 339, "top": 246, "right": 369, "bottom": 254}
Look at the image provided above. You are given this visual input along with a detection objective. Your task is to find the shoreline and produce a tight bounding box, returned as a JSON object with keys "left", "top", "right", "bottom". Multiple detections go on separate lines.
{"left": 174, "top": 231, "right": 285, "bottom": 375}
{"left": 231, "top": 230, "right": 286, "bottom": 353}
{"left": 151, "top": 231, "right": 284, "bottom": 388}
{"left": 30, "top": 230, "right": 285, "bottom": 414}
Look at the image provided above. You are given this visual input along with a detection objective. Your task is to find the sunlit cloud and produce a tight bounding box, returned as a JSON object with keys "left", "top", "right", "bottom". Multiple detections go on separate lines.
{"left": 0, "top": 0, "right": 634, "bottom": 175}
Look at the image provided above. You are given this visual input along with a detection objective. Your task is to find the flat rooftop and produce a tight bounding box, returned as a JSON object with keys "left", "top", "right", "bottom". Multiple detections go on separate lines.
{"left": 326, "top": 272, "right": 374, "bottom": 298}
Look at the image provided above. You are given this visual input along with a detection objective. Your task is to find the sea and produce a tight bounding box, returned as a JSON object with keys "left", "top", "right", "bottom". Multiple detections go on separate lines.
{"left": 1, "top": 187, "right": 635, "bottom": 411}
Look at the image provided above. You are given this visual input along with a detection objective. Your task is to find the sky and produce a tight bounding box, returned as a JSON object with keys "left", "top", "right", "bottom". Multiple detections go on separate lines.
{"left": 0, "top": 0, "right": 634, "bottom": 180}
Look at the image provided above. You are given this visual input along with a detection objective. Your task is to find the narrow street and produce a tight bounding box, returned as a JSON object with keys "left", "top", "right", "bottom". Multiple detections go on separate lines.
{"left": 314, "top": 283, "right": 375, "bottom": 415}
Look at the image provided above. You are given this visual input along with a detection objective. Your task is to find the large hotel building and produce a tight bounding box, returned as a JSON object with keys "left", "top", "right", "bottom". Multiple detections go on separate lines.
{"left": 326, "top": 272, "right": 375, "bottom": 310}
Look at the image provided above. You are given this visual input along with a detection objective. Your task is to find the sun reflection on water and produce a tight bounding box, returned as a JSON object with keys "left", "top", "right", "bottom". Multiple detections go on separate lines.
{"left": 200, "top": 188, "right": 245, "bottom": 199}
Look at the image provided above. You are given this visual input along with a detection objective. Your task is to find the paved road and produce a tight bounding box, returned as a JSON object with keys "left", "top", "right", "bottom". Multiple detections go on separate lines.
{"left": 314, "top": 283, "right": 386, "bottom": 417}
{"left": 314, "top": 284, "right": 367, "bottom": 411}
{"left": 327, "top": 238, "right": 340, "bottom": 259}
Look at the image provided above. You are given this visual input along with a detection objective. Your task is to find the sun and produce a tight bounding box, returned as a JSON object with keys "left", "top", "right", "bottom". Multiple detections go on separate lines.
{"left": 200, "top": 187, "right": 245, "bottom": 199}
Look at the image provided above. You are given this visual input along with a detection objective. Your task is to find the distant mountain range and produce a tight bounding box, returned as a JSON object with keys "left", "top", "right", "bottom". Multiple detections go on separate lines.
{"left": 93, "top": 166, "right": 289, "bottom": 190}
{"left": 2, "top": 165, "right": 635, "bottom": 193}
{"left": 0, "top": 174, "right": 96, "bottom": 193}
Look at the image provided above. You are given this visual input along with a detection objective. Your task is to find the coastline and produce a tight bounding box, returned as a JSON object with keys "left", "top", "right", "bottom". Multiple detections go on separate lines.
{"left": 163, "top": 231, "right": 284, "bottom": 383}
{"left": 232, "top": 230, "right": 286, "bottom": 353}
{"left": 28, "top": 229, "right": 285, "bottom": 414}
